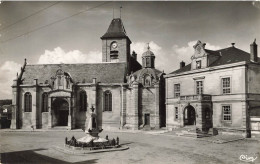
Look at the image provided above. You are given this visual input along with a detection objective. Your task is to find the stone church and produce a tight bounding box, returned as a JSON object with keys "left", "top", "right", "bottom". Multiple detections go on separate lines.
{"left": 10, "top": 18, "right": 166, "bottom": 130}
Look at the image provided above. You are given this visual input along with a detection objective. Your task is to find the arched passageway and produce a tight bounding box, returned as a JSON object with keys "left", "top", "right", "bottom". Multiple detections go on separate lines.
{"left": 184, "top": 105, "right": 196, "bottom": 126}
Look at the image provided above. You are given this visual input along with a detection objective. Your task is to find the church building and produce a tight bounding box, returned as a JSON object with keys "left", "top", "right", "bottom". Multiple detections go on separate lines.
{"left": 10, "top": 18, "right": 166, "bottom": 130}
{"left": 165, "top": 40, "right": 260, "bottom": 136}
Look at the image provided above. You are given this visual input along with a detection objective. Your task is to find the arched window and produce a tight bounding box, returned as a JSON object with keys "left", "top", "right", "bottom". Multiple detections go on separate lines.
{"left": 144, "top": 75, "right": 151, "bottom": 87}
{"left": 66, "top": 77, "right": 70, "bottom": 89}
{"left": 80, "top": 91, "right": 87, "bottom": 111}
{"left": 146, "top": 57, "right": 150, "bottom": 66}
{"left": 42, "top": 93, "right": 48, "bottom": 112}
{"left": 104, "top": 90, "right": 112, "bottom": 111}
{"left": 24, "top": 92, "right": 32, "bottom": 112}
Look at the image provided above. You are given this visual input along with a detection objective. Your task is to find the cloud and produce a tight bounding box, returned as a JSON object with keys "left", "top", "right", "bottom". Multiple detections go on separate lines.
{"left": 0, "top": 61, "right": 21, "bottom": 99}
{"left": 37, "top": 47, "right": 102, "bottom": 64}
{"left": 131, "top": 40, "right": 221, "bottom": 74}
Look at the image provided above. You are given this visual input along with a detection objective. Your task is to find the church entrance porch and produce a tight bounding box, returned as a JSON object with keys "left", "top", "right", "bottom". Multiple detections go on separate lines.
{"left": 52, "top": 98, "right": 69, "bottom": 127}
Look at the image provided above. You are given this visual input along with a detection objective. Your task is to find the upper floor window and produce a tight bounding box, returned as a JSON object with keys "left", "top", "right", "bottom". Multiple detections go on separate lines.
{"left": 222, "top": 77, "right": 231, "bottom": 94}
{"left": 104, "top": 90, "right": 112, "bottom": 111}
{"left": 24, "top": 92, "right": 32, "bottom": 112}
{"left": 196, "top": 60, "right": 201, "bottom": 69}
{"left": 42, "top": 93, "right": 48, "bottom": 112}
{"left": 174, "top": 84, "right": 180, "bottom": 98}
{"left": 222, "top": 105, "right": 231, "bottom": 121}
{"left": 175, "top": 107, "right": 179, "bottom": 119}
{"left": 196, "top": 81, "right": 203, "bottom": 95}
{"left": 80, "top": 91, "right": 87, "bottom": 111}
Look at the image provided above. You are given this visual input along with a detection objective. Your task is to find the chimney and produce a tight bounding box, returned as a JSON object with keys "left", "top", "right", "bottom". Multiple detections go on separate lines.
{"left": 132, "top": 51, "right": 137, "bottom": 60}
{"left": 34, "top": 79, "right": 38, "bottom": 86}
{"left": 180, "top": 61, "right": 185, "bottom": 68}
{"left": 92, "top": 78, "right": 97, "bottom": 84}
{"left": 250, "top": 39, "right": 258, "bottom": 63}
{"left": 231, "top": 43, "right": 235, "bottom": 47}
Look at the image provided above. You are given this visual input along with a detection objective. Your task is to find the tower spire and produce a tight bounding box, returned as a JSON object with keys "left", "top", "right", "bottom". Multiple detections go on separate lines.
{"left": 120, "top": 6, "right": 122, "bottom": 19}
{"left": 147, "top": 42, "right": 150, "bottom": 50}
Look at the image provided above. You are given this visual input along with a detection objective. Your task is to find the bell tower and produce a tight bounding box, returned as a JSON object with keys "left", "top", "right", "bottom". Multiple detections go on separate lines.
{"left": 142, "top": 44, "right": 155, "bottom": 68}
{"left": 101, "top": 18, "right": 131, "bottom": 63}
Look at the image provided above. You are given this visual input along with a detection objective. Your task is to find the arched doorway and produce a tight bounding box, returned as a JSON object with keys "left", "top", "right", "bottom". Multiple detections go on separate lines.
{"left": 184, "top": 105, "right": 196, "bottom": 126}
{"left": 52, "top": 98, "right": 69, "bottom": 126}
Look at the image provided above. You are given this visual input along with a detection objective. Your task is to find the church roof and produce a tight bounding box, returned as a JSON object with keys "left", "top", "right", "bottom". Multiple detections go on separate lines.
{"left": 170, "top": 46, "right": 257, "bottom": 74}
{"left": 101, "top": 18, "right": 130, "bottom": 41}
{"left": 21, "top": 62, "right": 127, "bottom": 85}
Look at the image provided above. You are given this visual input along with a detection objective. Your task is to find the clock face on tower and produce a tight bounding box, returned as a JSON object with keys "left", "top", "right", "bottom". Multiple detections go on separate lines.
{"left": 111, "top": 42, "right": 118, "bottom": 49}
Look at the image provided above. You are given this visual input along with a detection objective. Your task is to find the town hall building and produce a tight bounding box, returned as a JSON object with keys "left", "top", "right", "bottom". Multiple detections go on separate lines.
{"left": 10, "top": 18, "right": 166, "bottom": 130}
{"left": 165, "top": 40, "right": 260, "bottom": 136}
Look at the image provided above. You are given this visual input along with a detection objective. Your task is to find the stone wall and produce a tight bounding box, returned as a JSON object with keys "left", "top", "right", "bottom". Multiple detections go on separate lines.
{"left": 140, "top": 88, "right": 156, "bottom": 127}
{"left": 125, "top": 84, "right": 139, "bottom": 129}
{"left": 41, "top": 112, "right": 48, "bottom": 129}
{"left": 97, "top": 85, "right": 121, "bottom": 130}
{"left": 213, "top": 101, "right": 244, "bottom": 128}
{"left": 166, "top": 65, "right": 247, "bottom": 131}
{"left": 166, "top": 65, "right": 246, "bottom": 98}
{"left": 248, "top": 64, "right": 260, "bottom": 94}
{"left": 102, "top": 38, "right": 130, "bottom": 63}
{"left": 23, "top": 112, "right": 32, "bottom": 129}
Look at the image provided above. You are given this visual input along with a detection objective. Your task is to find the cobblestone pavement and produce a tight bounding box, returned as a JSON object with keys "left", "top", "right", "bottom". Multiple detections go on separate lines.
{"left": 0, "top": 130, "right": 259, "bottom": 164}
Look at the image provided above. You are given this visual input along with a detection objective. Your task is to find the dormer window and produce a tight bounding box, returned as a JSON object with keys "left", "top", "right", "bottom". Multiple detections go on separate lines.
{"left": 196, "top": 60, "right": 201, "bottom": 69}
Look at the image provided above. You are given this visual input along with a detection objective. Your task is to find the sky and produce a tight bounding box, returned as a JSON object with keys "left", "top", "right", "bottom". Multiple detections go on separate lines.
{"left": 0, "top": 1, "right": 260, "bottom": 99}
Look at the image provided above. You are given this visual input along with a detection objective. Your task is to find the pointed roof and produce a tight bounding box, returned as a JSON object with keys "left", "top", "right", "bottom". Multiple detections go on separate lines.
{"left": 142, "top": 43, "right": 155, "bottom": 57}
{"left": 101, "top": 18, "right": 131, "bottom": 42}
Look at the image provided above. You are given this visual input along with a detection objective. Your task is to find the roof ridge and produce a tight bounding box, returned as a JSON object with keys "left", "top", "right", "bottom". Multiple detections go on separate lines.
{"left": 26, "top": 62, "right": 127, "bottom": 66}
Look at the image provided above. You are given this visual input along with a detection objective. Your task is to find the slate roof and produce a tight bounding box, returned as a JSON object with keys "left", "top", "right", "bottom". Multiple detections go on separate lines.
{"left": 142, "top": 50, "right": 155, "bottom": 57}
{"left": 21, "top": 62, "right": 127, "bottom": 85}
{"left": 170, "top": 46, "right": 258, "bottom": 74}
{"left": 101, "top": 18, "right": 130, "bottom": 40}
{"left": 130, "top": 57, "right": 142, "bottom": 72}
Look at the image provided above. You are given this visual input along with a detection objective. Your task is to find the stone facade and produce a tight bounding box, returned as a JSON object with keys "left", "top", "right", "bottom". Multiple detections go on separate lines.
{"left": 165, "top": 40, "right": 260, "bottom": 136}
{"left": 124, "top": 46, "right": 165, "bottom": 130}
{"left": 11, "top": 18, "right": 166, "bottom": 130}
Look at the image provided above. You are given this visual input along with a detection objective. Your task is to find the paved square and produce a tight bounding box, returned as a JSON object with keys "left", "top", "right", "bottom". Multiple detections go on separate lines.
{"left": 0, "top": 130, "right": 259, "bottom": 164}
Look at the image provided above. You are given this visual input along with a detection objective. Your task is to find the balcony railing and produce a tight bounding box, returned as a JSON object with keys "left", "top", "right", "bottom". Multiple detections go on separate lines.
{"left": 179, "top": 94, "right": 212, "bottom": 101}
